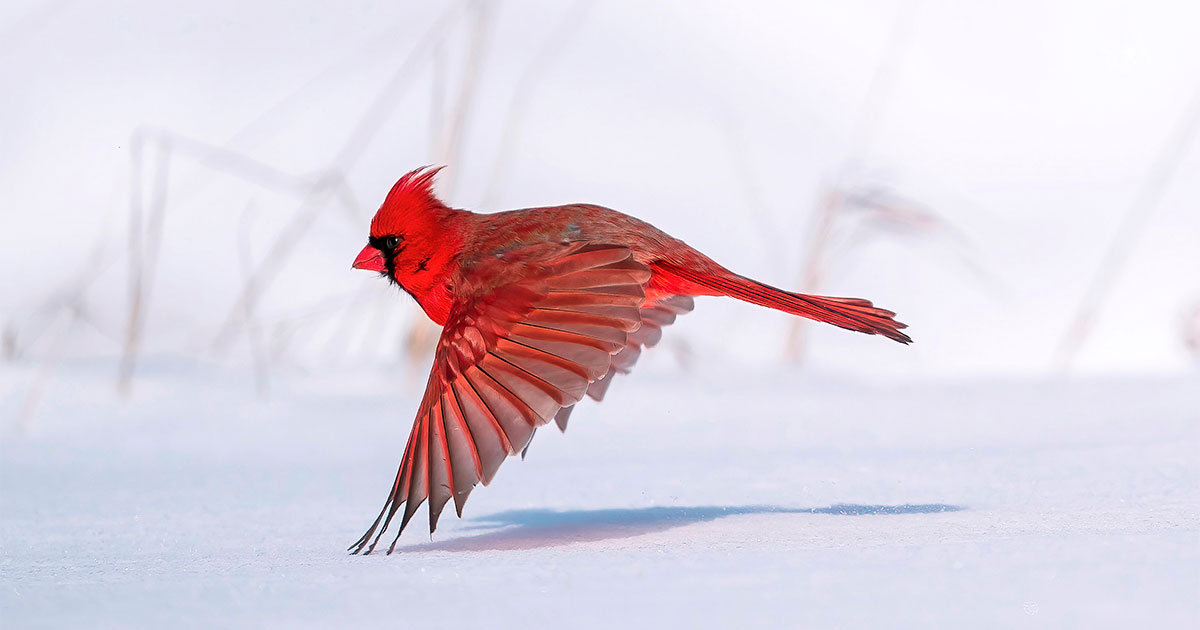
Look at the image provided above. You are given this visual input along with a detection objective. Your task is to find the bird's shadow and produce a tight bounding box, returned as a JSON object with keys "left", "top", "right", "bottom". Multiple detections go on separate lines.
{"left": 394, "top": 503, "right": 964, "bottom": 553}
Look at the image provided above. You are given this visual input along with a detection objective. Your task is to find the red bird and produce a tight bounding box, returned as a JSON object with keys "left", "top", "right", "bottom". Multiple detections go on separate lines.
{"left": 349, "top": 166, "right": 910, "bottom": 554}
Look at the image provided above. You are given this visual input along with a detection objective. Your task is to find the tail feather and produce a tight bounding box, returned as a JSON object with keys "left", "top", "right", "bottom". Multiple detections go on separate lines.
{"left": 654, "top": 263, "right": 911, "bottom": 344}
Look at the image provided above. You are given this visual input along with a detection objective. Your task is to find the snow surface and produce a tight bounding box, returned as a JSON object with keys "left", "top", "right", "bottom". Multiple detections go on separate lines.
{"left": 2, "top": 362, "right": 1197, "bottom": 628}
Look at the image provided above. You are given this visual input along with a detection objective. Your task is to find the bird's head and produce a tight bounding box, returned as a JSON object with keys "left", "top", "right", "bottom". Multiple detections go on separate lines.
{"left": 353, "top": 166, "right": 460, "bottom": 291}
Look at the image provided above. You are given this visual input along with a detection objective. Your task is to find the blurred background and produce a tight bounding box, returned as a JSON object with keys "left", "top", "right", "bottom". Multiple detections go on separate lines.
{"left": 3, "top": 0, "right": 1199, "bottom": 414}
{"left": 2, "top": 2, "right": 1198, "bottom": 626}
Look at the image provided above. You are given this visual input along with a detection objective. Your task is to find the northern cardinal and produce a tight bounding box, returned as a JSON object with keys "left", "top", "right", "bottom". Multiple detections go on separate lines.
{"left": 349, "top": 166, "right": 910, "bottom": 554}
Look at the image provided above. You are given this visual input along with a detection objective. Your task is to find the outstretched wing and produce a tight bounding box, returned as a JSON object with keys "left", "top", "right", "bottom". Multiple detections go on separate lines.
{"left": 584, "top": 295, "right": 695, "bottom": 403}
{"left": 552, "top": 294, "right": 695, "bottom": 431}
{"left": 350, "top": 242, "right": 651, "bottom": 554}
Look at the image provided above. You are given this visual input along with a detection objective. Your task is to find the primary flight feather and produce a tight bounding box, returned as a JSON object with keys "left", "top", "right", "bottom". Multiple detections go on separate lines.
{"left": 348, "top": 166, "right": 910, "bottom": 554}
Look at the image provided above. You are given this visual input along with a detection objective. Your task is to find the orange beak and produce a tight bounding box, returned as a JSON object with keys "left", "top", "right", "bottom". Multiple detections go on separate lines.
{"left": 352, "top": 244, "right": 386, "bottom": 272}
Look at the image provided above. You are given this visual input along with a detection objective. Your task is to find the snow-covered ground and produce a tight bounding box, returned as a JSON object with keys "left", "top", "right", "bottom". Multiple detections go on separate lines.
{"left": 3, "top": 361, "right": 1196, "bottom": 628}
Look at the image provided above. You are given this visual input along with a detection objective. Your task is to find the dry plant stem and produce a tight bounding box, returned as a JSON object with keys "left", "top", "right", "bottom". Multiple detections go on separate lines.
{"left": 118, "top": 138, "right": 143, "bottom": 392}
{"left": 232, "top": 2, "right": 467, "bottom": 152}
{"left": 16, "top": 224, "right": 118, "bottom": 427}
{"left": 1182, "top": 299, "right": 1200, "bottom": 359}
{"left": 429, "top": 40, "right": 446, "bottom": 157}
{"left": 17, "top": 229, "right": 111, "bottom": 426}
{"left": 332, "top": 6, "right": 464, "bottom": 171}
{"left": 211, "top": 7, "right": 463, "bottom": 352}
{"left": 212, "top": 193, "right": 325, "bottom": 351}
{"left": 21, "top": 236, "right": 118, "bottom": 353}
{"left": 784, "top": 188, "right": 841, "bottom": 360}
{"left": 122, "top": 5, "right": 465, "bottom": 222}
{"left": 2, "top": 326, "right": 15, "bottom": 361}
{"left": 402, "top": 0, "right": 493, "bottom": 366}
{"left": 319, "top": 285, "right": 376, "bottom": 363}
{"left": 1053, "top": 86, "right": 1200, "bottom": 372}
{"left": 723, "top": 119, "right": 785, "bottom": 270}
{"left": 238, "top": 203, "right": 270, "bottom": 396}
{"left": 117, "top": 135, "right": 146, "bottom": 396}
{"left": 356, "top": 292, "right": 395, "bottom": 358}
{"left": 123, "top": 125, "right": 364, "bottom": 222}
{"left": 16, "top": 310, "right": 74, "bottom": 432}
{"left": 256, "top": 287, "right": 368, "bottom": 362}
{"left": 118, "top": 133, "right": 171, "bottom": 396}
{"left": 847, "top": 0, "right": 915, "bottom": 159}
{"left": 481, "top": 0, "right": 592, "bottom": 207}
{"left": 208, "top": 174, "right": 381, "bottom": 353}
{"left": 40, "top": 3, "right": 468, "bottom": 398}
{"left": 434, "top": 0, "right": 492, "bottom": 197}
{"left": 143, "top": 126, "right": 315, "bottom": 195}
{"left": 115, "top": 125, "right": 364, "bottom": 369}
{"left": 784, "top": 3, "right": 914, "bottom": 362}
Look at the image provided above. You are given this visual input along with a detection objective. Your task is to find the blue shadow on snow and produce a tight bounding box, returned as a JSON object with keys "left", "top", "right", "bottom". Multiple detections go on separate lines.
{"left": 395, "top": 503, "right": 964, "bottom": 553}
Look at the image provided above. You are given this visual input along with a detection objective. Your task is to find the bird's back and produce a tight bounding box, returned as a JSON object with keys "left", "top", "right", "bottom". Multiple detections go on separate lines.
{"left": 461, "top": 203, "right": 729, "bottom": 294}
{"left": 466, "top": 204, "right": 688, "bottom": 261}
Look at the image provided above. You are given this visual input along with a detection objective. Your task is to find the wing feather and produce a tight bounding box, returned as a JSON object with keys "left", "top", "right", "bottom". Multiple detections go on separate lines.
{"left": 504, "top": 333, "right": 612, "bottom": 379}
{"left": 478, "top": 353, "right": 566, "bottom": 416}
{"left": 544, "top": 244, "right": 636, "bottom": 273}
{"left": 465, "top": 366, "right": 540, "bottom": 448}
{"left": 583, "top": 295, "right": 695, "bottom": 403}
{"left": 350, "top": 243, "right": 655, "bottom": 554}
{"left": 398, "top": 416, "right": 428, "bottom": 538}
{"left": 492, "top": 338, "right": 591, "bottom": 398}
{"left": 538, "top": 291, "right": 642, "bottom": 308}
{"left": 440, "top": 390, "right": 482, "bottom": 515}
{"left": 551, "top": 268, "right": 651, "bottom": 290}
{"left": 515, "top": 318, "right": 627, "bottom": 347}
{"left": 509, "top": 322, "right": 624, "bottom": 353}
{"left": 451, "top": 379, "right": 513, "bottom": 471}
{"left": 427, "top": 401, "right": 455, "bottom": 532}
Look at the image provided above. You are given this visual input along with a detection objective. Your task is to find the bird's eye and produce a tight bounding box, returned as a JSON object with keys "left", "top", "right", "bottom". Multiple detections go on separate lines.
{"left": 384, "top": 236, "right": 401, "bottom": 250}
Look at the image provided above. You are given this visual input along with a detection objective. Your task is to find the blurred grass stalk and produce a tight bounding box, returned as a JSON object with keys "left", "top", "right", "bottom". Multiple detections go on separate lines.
{"left": 1182, "top": 299, "right": 1200, "bottom": 361}
{"left": 1052, "top": 85, "right": 1200, "bottom": 372}
{"left": 402, "top": 0, "right": 593, "bottom": 371}
{"left": 402, "top": 0, "right": 493, "bottom": 371}
{"left": 112, "top": 3, "right": 468, "bottom": 397}
{"left": 784, "top": 0, "right": 915, "bottom": 362}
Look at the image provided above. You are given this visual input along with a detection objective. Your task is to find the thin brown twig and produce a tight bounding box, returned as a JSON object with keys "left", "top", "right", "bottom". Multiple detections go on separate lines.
{"left": 430, "top": 39, "right": 447, "bottom": 157}
{"left": 117, "top": 132, "right": 171, "bottom": 395}
{"left": 237, "top": 201, "right": 270, "bottom": 396}
{"left": 130, "top": 125, "right": 364, "bottom": 223}
{"left": 212, "top": 5, "right": 464, "bottom": 352}
{"left": 435, "top": 0, "right": 493, "bottom": 197}
{"left": 23, "top": 3, "right": 467, "bottom": 401}
{"left": 1181, "top": 299, "right": 1200, "bottom": 360}
{"left": 15, "top": 246, "right": 119, "bottom": 355}
{"left": 404, "top": 0, "right": 496, "bottom": 368}
{"left": 15, "top": 310, "right": 74, "bottom": 432}
{"left": 1053, "top": 85, "right": 1200, "bottom": 372}
{"left": 117, "top": 134, "right": 146, "bottom": 396}
{"left": 332, "top": 5, "right": 466, "bottom": 172}
{"left": 116, "top": 6, "right": 464, "bottom": 229}
{"left": 481, "top": 0, "right": 593, "bottom": 207}
{"left": 722, "top": 118, "right": 786, "bottom": 270}
{"left": 11, "top": 240, "right": 115, "bottom": 430}
{"left": 784, "top": 187, "right": 842, "bottom": 360}
{"left": 847, "top": 0, "right": 916, "bottom": 160}
{"left": 784, "top": 1, "right": 916, "bottom": 362}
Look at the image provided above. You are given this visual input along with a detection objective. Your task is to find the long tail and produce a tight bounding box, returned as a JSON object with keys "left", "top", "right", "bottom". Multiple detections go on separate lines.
{"left": 652, "top": 262, "right": 911, "bottom": 344}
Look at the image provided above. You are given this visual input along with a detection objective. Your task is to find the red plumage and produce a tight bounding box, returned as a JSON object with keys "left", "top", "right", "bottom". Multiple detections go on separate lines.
{"left": 349, "top": 166, "right": 910, "bottom": 554}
